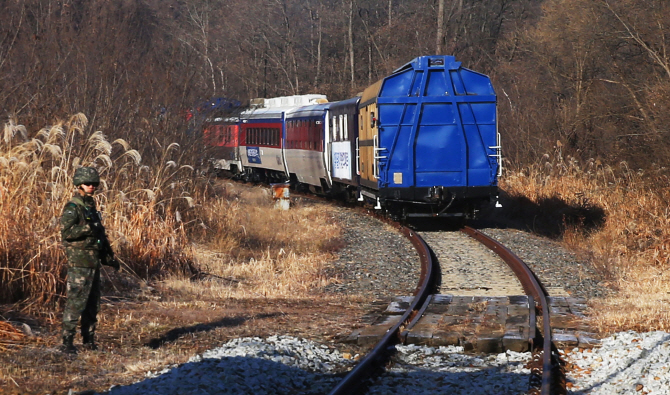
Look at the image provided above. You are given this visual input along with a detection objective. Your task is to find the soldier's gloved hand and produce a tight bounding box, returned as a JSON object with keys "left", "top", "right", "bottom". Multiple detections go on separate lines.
{"left": 105, "top": 255, "right": 121, "bottom": 271}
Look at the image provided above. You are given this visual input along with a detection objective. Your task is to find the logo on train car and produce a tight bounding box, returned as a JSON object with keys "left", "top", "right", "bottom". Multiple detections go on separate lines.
{"left": 332, "top": 142, "right": 352, "bottom": 180}
{"left": 334, "top": 152, "right": 349, "bottom": 169}
{"left": 247, "top": 147, "right": 262, "bottom": 164}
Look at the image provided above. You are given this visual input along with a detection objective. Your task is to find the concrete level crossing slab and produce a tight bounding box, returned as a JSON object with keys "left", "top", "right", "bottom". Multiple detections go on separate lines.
{"left": 345, "top": 294, "right": 599, "bottom": 353}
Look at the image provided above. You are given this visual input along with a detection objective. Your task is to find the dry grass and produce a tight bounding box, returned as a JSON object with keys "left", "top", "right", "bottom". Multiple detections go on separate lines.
{"left": 0, "top": 113, "right": 345, "bottom": 330}
{"left": 167, "top": 184, "right": 343, "bottom": 300}
{"left": 501, "top": 148, "right": 670, "bottom": 333}
{"left": 0, "top": 112, "right": 352, "bottom": 393}
{"left": 0, "top": 114, "right": 198, "bottom": 310}
{"left": 0, "top": 176, "right": 359, "bottom": 394}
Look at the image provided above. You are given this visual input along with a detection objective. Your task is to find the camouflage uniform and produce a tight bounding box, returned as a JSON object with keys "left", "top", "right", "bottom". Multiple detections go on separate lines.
{"left": 60, "top": 167, "right": 118, "bottom": 353}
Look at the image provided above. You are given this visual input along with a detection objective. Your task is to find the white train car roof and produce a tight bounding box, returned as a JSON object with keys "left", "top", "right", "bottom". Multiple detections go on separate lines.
{"left": 285, "top": 102, "right": 331, "bottom": 119}
{"left": 242, "top": 94, "right": 328, "bottom": 120}
{"left": 240, "top": 106, "right": 295, "bottom": 120}
{"left": 263, "top": 94, "right": 327, "bottom": 108}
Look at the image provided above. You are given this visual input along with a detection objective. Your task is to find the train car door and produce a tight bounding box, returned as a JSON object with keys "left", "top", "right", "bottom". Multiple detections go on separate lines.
{"left": 358, "top": 80, "right": 383, "bottom": 191}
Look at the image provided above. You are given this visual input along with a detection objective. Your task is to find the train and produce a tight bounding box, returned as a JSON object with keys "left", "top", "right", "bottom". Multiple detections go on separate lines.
{"left": 204, "top": 55, "right": 501, "bottom": 220}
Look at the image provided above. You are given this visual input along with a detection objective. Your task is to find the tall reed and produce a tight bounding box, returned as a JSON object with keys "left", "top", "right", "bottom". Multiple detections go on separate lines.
{"left": 0, "top": 114, "right": 197, "bottom": 308}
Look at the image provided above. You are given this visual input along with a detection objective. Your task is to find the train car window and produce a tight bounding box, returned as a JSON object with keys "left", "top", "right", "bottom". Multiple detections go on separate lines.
{"left": 333, "top": 116, "right": 340, "bottom": 141}
{"left": 339, "top": 115, "right": 344, "bottom": 142}
{"left": 303, "top": 120, "right": 307, "bottom": 142}
{"left": 344, "top": 114, "right": 348, "bottom": 140}
{"left": 311, "top": 121, "right": 317, "bottom": 146}
{"left": 329, "top": 116, "right": 333, "bottom": 140}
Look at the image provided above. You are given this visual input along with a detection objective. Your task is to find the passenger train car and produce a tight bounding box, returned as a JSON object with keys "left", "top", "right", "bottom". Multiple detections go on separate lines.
{"left": 204, "top": 55, "right": 501, "bottom": 219}
{"left": 284, "top": 102, "right": 332, "bottom": 192}
{"left": 204, "top": 119, "right": 241, "bottom": 175}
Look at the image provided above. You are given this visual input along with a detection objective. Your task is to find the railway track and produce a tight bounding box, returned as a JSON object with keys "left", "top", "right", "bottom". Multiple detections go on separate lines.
{"left": 329, "top": 222, "right": 566, "bottom": 395}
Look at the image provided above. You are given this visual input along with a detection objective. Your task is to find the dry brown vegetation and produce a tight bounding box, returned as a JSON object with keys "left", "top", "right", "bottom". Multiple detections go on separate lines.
{"left": 181, "top": 182, "right": 342, "bottom": 299}
{"left": 0, "top": 114, "right": 198, "bottom": 309}
{"left": 0, "top": 114, "right": 344, "bottom": 306}
{"left": 2, "top": 1, "right": 670, "bottom": 392}
{"left": 0, "top": 118, "right": 355, "bottom": 393}
{"left": 499, "top": 151, "right": 670, "bottom": 333}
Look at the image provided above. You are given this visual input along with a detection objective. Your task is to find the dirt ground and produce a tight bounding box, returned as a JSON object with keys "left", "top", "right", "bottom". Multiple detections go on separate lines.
{"left": 0, "top": 275, "right": 373, "bottom": 395}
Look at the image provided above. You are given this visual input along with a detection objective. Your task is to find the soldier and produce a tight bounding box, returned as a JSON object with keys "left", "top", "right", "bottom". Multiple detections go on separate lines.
{"left": 60, "top": 166, "right": 120, "bottom": 354}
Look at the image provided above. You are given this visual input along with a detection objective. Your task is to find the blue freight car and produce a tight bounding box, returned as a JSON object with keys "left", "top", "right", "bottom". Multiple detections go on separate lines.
{"left": 358, "top": 55, "right": 500, "bottom": 218}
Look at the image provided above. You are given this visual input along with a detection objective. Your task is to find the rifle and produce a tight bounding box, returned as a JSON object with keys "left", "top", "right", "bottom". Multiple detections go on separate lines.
{"left": 83, "top": 206, "right": 120, "bottom": 271}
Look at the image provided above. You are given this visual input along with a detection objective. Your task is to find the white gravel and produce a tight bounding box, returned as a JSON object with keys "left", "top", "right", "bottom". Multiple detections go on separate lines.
{"left": 563, "top": 331, "right": 670, "bottom": 394}
{"left": 104, "top": 331, "right": 670, "bottom": 395}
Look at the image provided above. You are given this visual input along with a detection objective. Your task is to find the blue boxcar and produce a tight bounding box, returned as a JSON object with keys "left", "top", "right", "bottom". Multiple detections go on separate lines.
{"left": 359, "top": 55, "right": 500, "bottom": 218}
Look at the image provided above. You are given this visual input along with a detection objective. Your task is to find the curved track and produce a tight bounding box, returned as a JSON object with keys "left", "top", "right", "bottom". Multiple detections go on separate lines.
{"left": 329, "top": 224, "right": 565, "bottom": 395}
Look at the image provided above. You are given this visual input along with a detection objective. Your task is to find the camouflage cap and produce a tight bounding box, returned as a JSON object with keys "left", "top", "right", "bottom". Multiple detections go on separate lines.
{"left": 73, "top": 167, "right": 100, "bottom": 186}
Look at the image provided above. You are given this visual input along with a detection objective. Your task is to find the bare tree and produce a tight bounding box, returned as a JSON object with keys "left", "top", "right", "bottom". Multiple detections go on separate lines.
{"left": 348, "top": 0, "right": 356, "bottom": 91}
{"left": 436, "top": 0, "right": 444, "bottom": 54}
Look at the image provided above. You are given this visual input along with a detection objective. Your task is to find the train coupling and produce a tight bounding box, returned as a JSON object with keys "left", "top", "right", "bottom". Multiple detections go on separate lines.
{"left": 426, "top": 186, "right": 445, "bottom": 202}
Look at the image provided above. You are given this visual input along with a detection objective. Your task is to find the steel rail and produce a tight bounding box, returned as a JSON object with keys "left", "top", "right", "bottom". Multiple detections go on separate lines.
{"left": 461, "top": 226, "right": 558, "bottom": 395}
{"left": 328, "top": 225, "right": 435, "bottom": 395}
{"left": 263, "top": 185, "right": 558, "bottom": 393}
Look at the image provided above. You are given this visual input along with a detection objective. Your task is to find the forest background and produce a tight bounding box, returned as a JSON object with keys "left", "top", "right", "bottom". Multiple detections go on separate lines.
{"left": 1, "top": 0, "right": 670, "bottom": 331}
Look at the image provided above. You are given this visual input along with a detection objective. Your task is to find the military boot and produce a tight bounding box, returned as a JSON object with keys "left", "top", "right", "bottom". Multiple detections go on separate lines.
{"left": 82, "top": 332, "right": 98, "bottom": 351}
{"left": 60, "top": 334, "right": 78, "bottom": 354}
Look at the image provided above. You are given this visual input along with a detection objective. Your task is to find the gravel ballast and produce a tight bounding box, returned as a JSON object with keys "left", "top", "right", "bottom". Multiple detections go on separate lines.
{"left": 101, "top": 207, "right": 664, "bottom": 394}
{"left": 105, "top": 332, "right": 670, "bottom": 394}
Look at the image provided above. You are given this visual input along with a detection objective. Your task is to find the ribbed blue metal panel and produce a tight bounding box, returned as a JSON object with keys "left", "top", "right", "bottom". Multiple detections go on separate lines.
{"left": 376, "top": 55, "right": 498, "bottom": 189}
